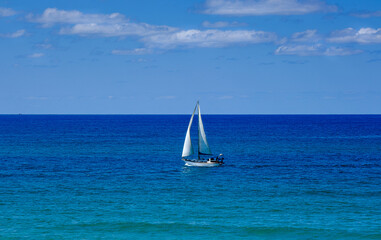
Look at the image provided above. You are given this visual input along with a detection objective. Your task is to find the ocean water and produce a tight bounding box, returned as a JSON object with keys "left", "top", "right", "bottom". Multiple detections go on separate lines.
{"left": 0, "top": 115, "right": 380, "bottom": 239}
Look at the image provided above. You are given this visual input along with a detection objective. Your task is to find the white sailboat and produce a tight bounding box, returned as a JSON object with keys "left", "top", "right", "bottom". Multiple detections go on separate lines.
{"left": 182, "top": 101, "right": 224, "bottom": 167}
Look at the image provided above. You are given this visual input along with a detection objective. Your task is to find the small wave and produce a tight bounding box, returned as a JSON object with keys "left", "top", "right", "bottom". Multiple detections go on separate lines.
{"left": 51, "top": 221, "right": 379, "bottom": 239}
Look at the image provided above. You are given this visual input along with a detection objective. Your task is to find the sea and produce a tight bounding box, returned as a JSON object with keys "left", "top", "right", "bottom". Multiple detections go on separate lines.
{"left": 0, "top": 115, "right": 380, "bottom": 239}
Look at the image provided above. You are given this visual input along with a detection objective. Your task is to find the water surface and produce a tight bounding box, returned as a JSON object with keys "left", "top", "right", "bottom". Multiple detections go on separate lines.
{"left": 0, "top": 115, "right": 380, "bottom": 239}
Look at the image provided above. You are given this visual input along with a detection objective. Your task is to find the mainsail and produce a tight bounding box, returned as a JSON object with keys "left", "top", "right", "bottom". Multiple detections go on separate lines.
{"left": 182, "top": 104, "right": 197, "bottom": 157}
{"left": 197, "top": 102, "right": 212, "bottom": 155}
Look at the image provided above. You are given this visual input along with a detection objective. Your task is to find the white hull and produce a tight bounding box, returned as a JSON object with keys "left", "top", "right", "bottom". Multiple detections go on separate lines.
{"left": 183, "top": 160, "right": 221, "bottom": 167}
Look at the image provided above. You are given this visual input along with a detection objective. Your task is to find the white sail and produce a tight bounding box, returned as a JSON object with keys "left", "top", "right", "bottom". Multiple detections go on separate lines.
{"left": 197, "top": 102, "right": 212, "bottom": 155}
{"left": 182, "top": 104, "right": 197, "bottom": 157}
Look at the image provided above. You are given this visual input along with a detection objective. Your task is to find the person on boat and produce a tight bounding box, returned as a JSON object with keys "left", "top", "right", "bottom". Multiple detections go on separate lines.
{"left": 216, "top": 154, "right": 224, "bottom": 163}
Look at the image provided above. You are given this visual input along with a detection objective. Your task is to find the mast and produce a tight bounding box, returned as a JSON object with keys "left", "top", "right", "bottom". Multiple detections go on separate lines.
{"left": 197, "top": 101, "right": 200, "bottom": 160}
{"left": 197, "top": 101, "right": 212, "bottom": 159}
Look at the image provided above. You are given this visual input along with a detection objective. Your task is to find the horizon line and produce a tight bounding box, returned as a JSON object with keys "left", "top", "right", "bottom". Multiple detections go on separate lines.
{"left": 1, "top": 113, "right": 381, "bottom": 116}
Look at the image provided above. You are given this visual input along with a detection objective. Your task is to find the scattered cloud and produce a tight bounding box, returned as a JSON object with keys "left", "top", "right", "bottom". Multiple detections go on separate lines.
{"left": 202, "top": 0, "right": 337, "bottom": 16}
{"left": 328, "top": 28, "right": 381, "bottom": 44}
{"left": 202, "top": 21, "right": 247, "bottom": 28}
{"left": 352, "top": 11, "right": 381, "bottom": 18}
{"left": 22, "top": 7, "right": 380, "bottom": 57}
{"left": 112, "top": 48, "right": 153, "bottom": 55}
{"left": 28, "top": 8, "right": 276, "bottom": 50}
{"left": 0, "top": 29, "right": 25, "bottom": 38}
{"left": 275, "top": 44, "right": 362, "bottom": 56}
{"left": 28, "top": 53, "right": 44, "bottom": 58}
{"left": 143, "top": 29, "right": 277, "bottom": 48}
{"left": 0, "top": 7, "right": 16, "bottom": 17}
{"left": 291, "top": 29, "right": 320, "bottom": 42}
{"left": 28, "top": 8, "right": 176, "bottom": 37}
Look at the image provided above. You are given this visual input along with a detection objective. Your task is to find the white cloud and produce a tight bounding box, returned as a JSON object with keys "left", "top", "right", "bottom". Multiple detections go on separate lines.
{"left": 275, "top": 44, "right": 362, "bottom": 56}
{"left": 28, "top": 53, "right": 44, "bottom": 58}
{"left": 0, "top": 7, "right": 16, "bottom": 17}
{"left": 328, "top": 28, "right": 381, "bottom": 44}
{"left": 0, "top": 29, "right": 25, "bottom": 38}
{"left": 28, "top": 8, "right": 176, "bottom": 37}
{"left": 143, "top": 29, "right": 277, "bottom": 48}
{"left": 27, "top": 8, "right": 125, "bottom": 26}
{"left": 202, "top": 0, "right": 337, "bottom": 16}
{"left": 202, "top": 21, "right": 247, "bottom": 28}
{"left": 59, "top": 23, "right": 174, "bottom": 37}
{"left": 112, "top": 48, "right": 153, "bottom": 55}
{"left": 291, "top": 29, "right": 320, "bottom": 42}
{"left": 26, "top": 7, "right": 378, "bottom": 58}
{"left": 27, "top": 8, "right": 277, "bottom": 50}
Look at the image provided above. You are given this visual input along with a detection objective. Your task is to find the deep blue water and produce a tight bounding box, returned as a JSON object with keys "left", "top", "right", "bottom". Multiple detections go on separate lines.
{"left": 0, "top": 115, "right": 380, "bottom": 239}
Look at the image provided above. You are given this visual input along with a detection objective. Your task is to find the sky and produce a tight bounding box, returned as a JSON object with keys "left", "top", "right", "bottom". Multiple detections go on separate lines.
{"left": 0, "top": 0, "right": 381, "bottom": 114}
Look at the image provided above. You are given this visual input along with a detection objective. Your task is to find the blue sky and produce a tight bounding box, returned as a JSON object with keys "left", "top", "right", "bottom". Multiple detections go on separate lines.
{"left": 1, "top": 0, "right": 381, "bottom": 114}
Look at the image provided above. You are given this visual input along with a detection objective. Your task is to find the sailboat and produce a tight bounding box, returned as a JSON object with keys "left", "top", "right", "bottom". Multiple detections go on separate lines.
{"left": 182, "top": 101, "right": 224, "bottom": 167}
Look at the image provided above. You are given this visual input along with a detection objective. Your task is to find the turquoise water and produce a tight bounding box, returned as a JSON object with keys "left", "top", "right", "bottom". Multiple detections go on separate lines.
{"left": 0, "top": 115, "right": 380, "bottom": 239}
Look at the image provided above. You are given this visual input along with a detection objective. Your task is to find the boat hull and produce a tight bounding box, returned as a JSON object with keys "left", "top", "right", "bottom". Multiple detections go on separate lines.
{"left": 183, "top": 159, "right": 222, "bottom": 167}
